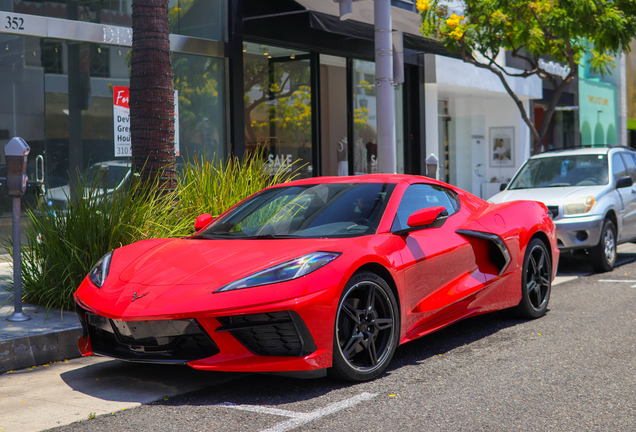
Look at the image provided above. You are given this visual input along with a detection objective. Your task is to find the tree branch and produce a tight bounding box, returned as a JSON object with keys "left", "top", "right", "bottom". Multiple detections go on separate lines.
{"left": 460, "top": 42, "right": 542, "bottom": 146}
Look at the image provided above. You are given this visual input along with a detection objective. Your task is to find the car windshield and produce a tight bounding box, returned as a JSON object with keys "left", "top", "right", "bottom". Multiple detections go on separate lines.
{"left": 84, "top": 164, "right": 130, "bottom": 190}
{"left": 195, "top": 183, "right": 396, "bottom": 239}
{"left": 509, "top": 154, "right": 609, "bottom": 189}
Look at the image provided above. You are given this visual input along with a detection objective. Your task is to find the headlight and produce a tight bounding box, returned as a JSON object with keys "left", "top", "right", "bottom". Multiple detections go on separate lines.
{"left": 214, "top": 251, "right": 341, "bottom": 293}
{"left": 88, "top": 251, "right": 113, "bottom": 288}
{"left": 564, "top": 197, "right": 596, "bottom": 215}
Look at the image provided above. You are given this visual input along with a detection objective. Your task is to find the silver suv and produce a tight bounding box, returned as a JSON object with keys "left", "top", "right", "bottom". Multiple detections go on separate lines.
{"left": 489, "top": 146, "right": 636, "bottom": 272}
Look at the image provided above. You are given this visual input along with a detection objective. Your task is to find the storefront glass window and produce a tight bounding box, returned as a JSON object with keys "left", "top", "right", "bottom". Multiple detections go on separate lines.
{"left": 352, "top": 59, "right": 377, "bottom": 175}
{"left": 172, "top": 52, "right": 226, "bottom": 164}
{"left": 0, "top": 34, "right": 46, "bottom": 241}
{"left": 0, "top": 30, "right": 226, "bottom": 246}
{"left": 243, "top": 42, "right": 313, "bottom": 178}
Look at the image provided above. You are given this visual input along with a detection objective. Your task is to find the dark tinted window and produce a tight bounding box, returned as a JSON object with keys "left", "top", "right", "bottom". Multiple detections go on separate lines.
{"left": 391, "top": 184, "right": 458, "bottom": 232}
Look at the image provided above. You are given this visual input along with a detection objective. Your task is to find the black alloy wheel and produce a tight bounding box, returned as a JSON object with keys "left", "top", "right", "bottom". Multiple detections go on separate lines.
{"left": 514, "top": 238, "right": 551, "bottom": 319}
{"left": 329, "top": 271, "right": 399, "bottom": 382}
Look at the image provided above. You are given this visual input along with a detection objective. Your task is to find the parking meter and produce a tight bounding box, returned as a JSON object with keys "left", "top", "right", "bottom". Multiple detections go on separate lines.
{"left": 4, "top": 136, "right": 31, "bottom": 321}
{"left": 5, "top": 136, "right": 30, "bottom": 197}
{"left": 426, "top": 153, "right": 439, "bottom": 179}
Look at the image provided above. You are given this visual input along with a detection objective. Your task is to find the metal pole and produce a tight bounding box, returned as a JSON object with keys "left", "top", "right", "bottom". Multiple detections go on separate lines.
{"left": 375, "top": 0, "right": 396, "bottom": 174}
{"left": 7, "top": 196, "right": 29, "bottom": 321}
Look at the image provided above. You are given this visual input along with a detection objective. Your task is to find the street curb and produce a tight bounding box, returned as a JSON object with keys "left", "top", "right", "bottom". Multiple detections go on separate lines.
{"left": 0, "top": 326, "right": 83, "bottom": 373}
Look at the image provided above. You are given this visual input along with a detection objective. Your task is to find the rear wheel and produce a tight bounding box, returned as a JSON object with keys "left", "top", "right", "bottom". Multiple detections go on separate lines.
{"left": 589, "top": 219, "right": 616, "bottom": 273}
{"left": 329, "top": 271, "right": 399, "bottom": 382}
{"left": 513, "top": 238, "right": 551, "bottom": 319}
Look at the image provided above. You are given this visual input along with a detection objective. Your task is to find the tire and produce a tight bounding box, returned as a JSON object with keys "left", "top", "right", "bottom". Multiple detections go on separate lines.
{"left": 589, "top": 219, "right": 616, "bottom": 273}
{"left": 513, "top": 238, "right": 552, "bottom": 319}
{"left": 328, "top": 271, "right": 400, "bottom": 382}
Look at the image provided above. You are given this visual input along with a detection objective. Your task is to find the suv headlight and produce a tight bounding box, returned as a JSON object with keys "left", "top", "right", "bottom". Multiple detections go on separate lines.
{"left": 88, "top": 251, "right": 113, "bottom": 288}
{"left": 564, "top": 197, "right": 596, "bottom": 216}
{"left": 214, "top": 252, "right": 341, "bottom": 293}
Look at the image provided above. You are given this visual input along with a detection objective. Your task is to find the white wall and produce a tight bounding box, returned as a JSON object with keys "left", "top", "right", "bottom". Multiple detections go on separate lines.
{"left": 424, "top": 83, "right": 439, "bottom": 179}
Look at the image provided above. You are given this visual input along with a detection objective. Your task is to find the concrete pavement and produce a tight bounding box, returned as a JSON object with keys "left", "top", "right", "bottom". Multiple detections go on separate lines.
{"left": 0, "top": 259, "right": 82, "bottom": 374}
{"left": 0, "top": 356, "right": 243, "bottom": 431}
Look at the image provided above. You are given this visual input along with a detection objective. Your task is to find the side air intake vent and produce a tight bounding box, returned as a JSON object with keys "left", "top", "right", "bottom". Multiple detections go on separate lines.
{"left": 456, "top": 230, "right": 511, "bottom": 276}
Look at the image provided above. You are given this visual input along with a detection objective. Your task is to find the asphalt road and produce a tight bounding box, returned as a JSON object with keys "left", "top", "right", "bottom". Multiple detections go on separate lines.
{"left": 38, "top": 250, "right": 636, "bottom": 432}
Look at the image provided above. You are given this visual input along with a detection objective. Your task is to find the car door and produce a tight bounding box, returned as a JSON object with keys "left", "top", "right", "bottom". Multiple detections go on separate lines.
{"left": 394, "top": 184, "right": 477, "bottom": 331}
{"left": 619, "top": 152, "right": 636, "bottom": 239}
{"left": 612, "top": 153, "right": 636, "bottom": 239}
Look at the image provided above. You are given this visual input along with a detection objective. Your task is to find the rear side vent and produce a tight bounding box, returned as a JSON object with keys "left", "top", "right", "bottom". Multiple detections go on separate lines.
{"left": 456, "top": 230, "right": 511, "bottom": 276}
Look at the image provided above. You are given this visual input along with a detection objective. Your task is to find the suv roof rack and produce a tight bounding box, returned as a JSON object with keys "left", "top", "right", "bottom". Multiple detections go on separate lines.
{"left": 540, "top": 144, "right": 636, "bottom": 154}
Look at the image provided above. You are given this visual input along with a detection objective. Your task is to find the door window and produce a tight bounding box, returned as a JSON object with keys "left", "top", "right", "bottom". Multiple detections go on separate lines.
{"left": 391, "top": 184, "right": 459, "bottom": 231}
{"left": 612, "top": 153, "right": 628, "bottom": 181}
{"left": 620, "top": 153, "right": 636, "bottom": 182}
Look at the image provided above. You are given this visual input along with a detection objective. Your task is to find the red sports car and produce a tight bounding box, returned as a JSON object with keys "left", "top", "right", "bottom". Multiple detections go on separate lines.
{"left": 74, "top": 174, "right": 558, "bottom": 381}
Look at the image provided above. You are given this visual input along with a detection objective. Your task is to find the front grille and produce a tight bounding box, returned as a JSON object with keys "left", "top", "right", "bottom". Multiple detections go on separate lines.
{"left": 216, "top": 311, "right": 316, "bottom": 357}
{"left": 547, "top": 206, "right": 559, "bottom": 218}
{"left": 75, "top": 304, "right": 219, "bottom": 363}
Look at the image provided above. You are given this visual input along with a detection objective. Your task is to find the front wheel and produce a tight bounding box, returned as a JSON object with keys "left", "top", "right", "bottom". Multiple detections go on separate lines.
{"left": 589, "top": 219, "right": 616, "bottom": 273}
{"left": 513, "top": 238, "right": 551, "bottom": 319}
{"left": 329, "top": 271, "right": 400, "bottom": 382}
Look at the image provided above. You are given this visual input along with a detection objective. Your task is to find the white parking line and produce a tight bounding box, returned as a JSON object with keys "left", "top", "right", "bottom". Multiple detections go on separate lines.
{"left": 599, "top": 279, "right": 636, "bottom": 287}
{"left": 218, "top": 392, "right": 378, "bottom": 432}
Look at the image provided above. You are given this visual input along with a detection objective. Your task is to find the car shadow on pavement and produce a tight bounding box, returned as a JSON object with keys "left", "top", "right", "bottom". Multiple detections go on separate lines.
{"left": 556, "top": 250, "right": 636, "bottom": 277}
{"left": 386, "top": 312, "right": 527, "bottom": 374}
{"left": 59, "top": 359, "right": 249, "bottom": 404}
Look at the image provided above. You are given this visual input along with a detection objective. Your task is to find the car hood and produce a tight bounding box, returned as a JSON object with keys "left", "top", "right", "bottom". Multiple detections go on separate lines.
{"left": 116, "top": 237, "right": 342, "bottom": 288}
{"left": 489, "top": 185, "right": 608, "bottom": 205}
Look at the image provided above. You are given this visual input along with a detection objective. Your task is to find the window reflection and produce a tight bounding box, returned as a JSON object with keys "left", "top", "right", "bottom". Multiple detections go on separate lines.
{"left": 352, "top": 60, "right": 377, "bottom": 175}
{"left": 243, "top": 42, "right": 313, "bottom": 178}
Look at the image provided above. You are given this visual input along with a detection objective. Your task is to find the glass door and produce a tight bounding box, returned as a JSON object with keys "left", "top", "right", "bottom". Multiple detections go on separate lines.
{"left": 243, "top": 42, "right": 313, "bottom": 178}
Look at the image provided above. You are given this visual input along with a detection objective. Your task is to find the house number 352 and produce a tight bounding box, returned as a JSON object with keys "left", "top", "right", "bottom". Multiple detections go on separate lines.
{"left": 5, "top": 16, "right": 25, "bottom": 30}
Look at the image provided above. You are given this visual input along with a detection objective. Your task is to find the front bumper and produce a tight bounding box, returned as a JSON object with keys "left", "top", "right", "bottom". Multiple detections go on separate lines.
{"left": 74, "top": 280, "right": 339, "bottom": 372}
{"left": 553, "top": 214, "right": 603, "bottom": 250}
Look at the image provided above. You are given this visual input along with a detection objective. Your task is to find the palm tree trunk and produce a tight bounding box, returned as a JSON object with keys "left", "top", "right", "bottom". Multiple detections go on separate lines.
{"left": 130, "top": 0, "right": 176, "bottom": 191}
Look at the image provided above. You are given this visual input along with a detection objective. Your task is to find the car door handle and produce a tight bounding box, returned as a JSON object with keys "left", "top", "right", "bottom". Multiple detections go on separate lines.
{"left": 632, "top": 189, "right": 635, "bottom": 195}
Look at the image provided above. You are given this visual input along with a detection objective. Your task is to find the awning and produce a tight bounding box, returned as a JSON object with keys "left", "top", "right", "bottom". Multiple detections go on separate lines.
{"left": 243, "top": 0, "right": 454, "bottom": 57}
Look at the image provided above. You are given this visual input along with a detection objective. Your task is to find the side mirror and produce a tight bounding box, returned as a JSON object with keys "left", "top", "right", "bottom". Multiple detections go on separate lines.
{"left": 194, "top": 213, "right": 214, "bottom": 231}
{"left": 616, "top": 176, "right": 633, "bottom": 189}
{"left": 407, "top": 206, "right": 448, "bottom": 228}
{"left": 500, "top": 183, "right": 508, "bottom": 192}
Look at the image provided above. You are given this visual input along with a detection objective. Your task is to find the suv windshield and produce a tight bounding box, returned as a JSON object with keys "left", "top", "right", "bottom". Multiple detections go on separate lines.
{"left": 195, "top": 183, "right": 396, "bottom": 239}
{"left": 509, "top": 154, "right": 609, "bottom": 189}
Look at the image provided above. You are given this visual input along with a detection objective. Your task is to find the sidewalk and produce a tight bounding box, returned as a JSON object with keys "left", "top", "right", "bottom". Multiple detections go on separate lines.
{"left": 0, "top": 259, "right": 82, "bottom": 374}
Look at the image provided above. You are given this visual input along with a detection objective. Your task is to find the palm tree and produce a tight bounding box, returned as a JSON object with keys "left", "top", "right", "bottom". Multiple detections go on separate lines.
{"left": 130, "top": 0, "right": 176, "bottom": 191}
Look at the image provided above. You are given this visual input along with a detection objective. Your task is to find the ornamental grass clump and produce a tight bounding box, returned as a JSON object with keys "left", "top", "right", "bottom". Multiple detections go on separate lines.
{"left": 176, "top": 150, "right": 299, "bottom": 223}
{"left": 6, "top": 152, "right": 298, "bottom": 310}
{"left": 6, "top": 172, "right": 184, "bottom": 310}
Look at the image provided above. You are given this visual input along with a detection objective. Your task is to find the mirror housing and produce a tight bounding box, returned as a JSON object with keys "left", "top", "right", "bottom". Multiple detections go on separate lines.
{"left": 616, "top": 176, "right": 633, "bottom": 189}
{"left": 407, "top": 206, "right": 448, "bottom": 228}
{"left": 500, "top": 183, "right": 508, "bottom": 192}
{"left": 194, "top": 213, "right": 214, "bottom": 231}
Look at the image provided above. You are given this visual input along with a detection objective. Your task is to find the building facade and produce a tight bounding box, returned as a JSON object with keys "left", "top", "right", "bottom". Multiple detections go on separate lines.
{"left": 0, "top": 0, "right": 544, "bottom": 242}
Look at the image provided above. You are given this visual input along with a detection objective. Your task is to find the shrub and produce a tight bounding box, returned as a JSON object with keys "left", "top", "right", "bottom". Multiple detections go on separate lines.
{"left": 5, "top": 153, "right": 297, "bottom": 310}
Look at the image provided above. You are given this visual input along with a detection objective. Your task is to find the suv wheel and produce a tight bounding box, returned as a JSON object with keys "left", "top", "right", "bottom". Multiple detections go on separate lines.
{"left": 589, "top": 219, "right": 616, "bottom": 273}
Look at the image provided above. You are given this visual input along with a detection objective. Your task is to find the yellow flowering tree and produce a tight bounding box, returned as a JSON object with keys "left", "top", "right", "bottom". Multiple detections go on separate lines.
{"left": 419, "top": 0, "right": 636, "bottom": 150}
